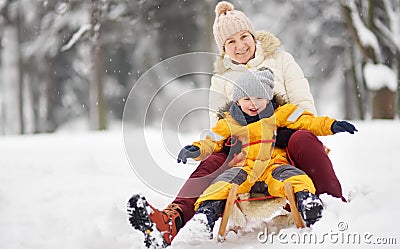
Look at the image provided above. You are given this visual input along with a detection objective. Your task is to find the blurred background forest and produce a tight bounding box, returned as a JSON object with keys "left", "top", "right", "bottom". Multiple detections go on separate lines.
{"left": 0, "top": 0, "right": 399, "bottom": 135}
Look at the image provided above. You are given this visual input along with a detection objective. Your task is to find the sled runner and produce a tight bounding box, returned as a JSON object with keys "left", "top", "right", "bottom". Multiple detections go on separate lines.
{"left": 217, "top": 182, "right": 305, "bottom": 242}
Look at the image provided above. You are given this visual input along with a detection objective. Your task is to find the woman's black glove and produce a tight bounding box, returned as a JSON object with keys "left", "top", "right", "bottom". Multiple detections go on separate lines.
{"left": 177, "top": 145, "right": 200, "bottom": 164}
{"left": 331, "top": 121, "right": 358, "bottom": 134}
{"left": 275, "top": 127, "right": 296, "bottom": 148}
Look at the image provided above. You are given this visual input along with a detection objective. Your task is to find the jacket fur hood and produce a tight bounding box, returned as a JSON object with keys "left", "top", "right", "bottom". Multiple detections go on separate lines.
{"left": 214, "top": 31, "right": 281, "bottom": 74}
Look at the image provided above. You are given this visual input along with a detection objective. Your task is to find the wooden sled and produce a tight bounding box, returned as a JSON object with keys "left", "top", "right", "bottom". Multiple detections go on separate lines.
{"left": 217, "top": 182, "right": 305, "bottom": 242}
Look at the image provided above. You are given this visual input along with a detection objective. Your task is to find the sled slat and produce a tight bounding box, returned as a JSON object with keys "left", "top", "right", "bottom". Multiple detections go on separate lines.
{"left": 217, "top": 183, "right": 239, "bottom": 242}
{"left": 284, "top": 182, "right": 305, "bottom": 228}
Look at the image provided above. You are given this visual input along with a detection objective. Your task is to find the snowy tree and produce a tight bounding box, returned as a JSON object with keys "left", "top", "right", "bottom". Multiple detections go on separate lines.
{"left": 0, "top": 0, "right": 23, "bottom": 134}
{"left": 341, "top": 0, "right": 399, "bottom": 119}
{"left": 15, "top": 0, "right": 92, "bottom": 133}
{"left": 6, "top": 0, "right": 135, "bottom": 132}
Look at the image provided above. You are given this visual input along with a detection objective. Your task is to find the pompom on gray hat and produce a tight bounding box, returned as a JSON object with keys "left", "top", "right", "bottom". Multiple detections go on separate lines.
{"left": 232, "top": 67, "right": 275, "bottom": 102}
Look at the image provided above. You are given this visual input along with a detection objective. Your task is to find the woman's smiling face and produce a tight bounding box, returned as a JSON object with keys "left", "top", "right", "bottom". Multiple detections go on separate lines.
{"left": 224, "top": 31, "right": 256, "bottom": 64}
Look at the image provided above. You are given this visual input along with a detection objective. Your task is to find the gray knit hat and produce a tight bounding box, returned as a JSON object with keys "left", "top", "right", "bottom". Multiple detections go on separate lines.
{"left": 232, "top": 68, "right": 275, "bottom": 102}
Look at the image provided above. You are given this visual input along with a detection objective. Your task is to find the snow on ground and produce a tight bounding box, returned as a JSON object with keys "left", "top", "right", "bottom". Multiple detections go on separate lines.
{"left": 1, "top": 120, "right": 399, "bottom": 249}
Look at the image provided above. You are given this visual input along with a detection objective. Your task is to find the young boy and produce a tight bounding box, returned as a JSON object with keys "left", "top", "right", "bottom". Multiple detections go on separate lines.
{"left": 175, "top": 67, "right": 357, "bottom": 239}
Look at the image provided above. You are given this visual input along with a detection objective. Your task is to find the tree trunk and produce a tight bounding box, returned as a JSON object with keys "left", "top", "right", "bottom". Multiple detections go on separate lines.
{"left": 45, "top": 56, "right": 56, "bottom": 132}
{"left": 397, "top": 51, "right": 400, "bottom": 118}
{"left": 350, "top": 44, "right": 365, "bottom": 120}
{"left": 90, "top": 44, "right": 107, "bottom": 130}
{"left": 89, "top": 0, "right": 107, "bottom": 130}
{"left": 1, "top": 25, "right": 22, "bottom": 134}
{"left": 16, "top": 6, "right": 24, "bottom": 134}
{"left": 341, "top": 1, "right": 396, "bottom": 119}
{"left": 23, "top": 73, "right": 35, "bottom": 133}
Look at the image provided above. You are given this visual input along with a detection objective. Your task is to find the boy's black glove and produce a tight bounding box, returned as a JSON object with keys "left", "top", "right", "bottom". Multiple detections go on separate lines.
{"left": 275, "top": 127, "right": 296, "bottom": 148}
{"left": 222, "top": 136, "right": 242, "bottom": 159}
{"left": 177, "top": 145, "right": 200, "bottom": 164}
{"left": 331, "top": 120, "right": 358, "bottom": 134}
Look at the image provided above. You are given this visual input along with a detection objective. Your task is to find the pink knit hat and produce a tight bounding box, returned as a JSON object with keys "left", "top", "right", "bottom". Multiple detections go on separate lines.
{"left": 213, "top": 1, "right": 255, "bottom": 53}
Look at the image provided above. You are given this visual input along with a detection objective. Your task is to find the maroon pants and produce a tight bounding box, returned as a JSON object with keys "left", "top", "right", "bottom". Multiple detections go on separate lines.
{"left": 173, "top": 130, "right": 345, "bottom": 224}
{"left": 287, "top": 130, "right": 345, "bottom": 201}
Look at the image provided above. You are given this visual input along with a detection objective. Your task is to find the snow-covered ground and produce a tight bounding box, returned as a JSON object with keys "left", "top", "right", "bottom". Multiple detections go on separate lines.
{"left": 1, "top": 120, "right": 399, "bottom": 249}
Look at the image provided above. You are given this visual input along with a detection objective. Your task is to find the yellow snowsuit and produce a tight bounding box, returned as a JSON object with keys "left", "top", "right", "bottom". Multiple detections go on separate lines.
{"left": 193, "top": 103, "right": 335, "bottom": 210}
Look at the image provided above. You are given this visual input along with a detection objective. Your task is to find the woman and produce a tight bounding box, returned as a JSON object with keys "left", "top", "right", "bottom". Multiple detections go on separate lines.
{"left": 127, "top": 2, "right": 344, "bottom": 248}
{"left": 208, "top": 1, "right": 344, "bottom": 199}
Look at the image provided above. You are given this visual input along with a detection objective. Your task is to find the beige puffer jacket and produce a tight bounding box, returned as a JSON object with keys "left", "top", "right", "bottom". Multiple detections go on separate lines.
{"left": 209, "top": 31, "right": 317, "bottom": 126}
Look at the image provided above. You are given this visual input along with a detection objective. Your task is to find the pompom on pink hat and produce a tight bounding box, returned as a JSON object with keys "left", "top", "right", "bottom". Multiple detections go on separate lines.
{"left": 213, "top": 1, "right": 255, "bottom": 53}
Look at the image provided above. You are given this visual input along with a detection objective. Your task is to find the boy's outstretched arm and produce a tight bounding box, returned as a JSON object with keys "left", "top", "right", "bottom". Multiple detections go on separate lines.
{"left": 331, "top": 120, "right": 358, "bottom": 134}
{"left": 275, "top": 104, "right": 358, "bottom": 136}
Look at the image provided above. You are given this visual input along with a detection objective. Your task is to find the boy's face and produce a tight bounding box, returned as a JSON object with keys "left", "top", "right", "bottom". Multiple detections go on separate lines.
{"left": 237, "top": 96, "right": 270, "bottom": 116}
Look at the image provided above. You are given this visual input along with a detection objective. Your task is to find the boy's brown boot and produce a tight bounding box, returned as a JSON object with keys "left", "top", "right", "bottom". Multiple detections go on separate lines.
{"left": 127, "top": 194, "right": 183, "bottom": 248}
